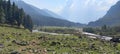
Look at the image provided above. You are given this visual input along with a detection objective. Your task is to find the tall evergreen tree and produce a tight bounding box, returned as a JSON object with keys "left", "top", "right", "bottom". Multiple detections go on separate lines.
{"left": 23, "top": 15, "right": 33, "bottom": 32}
{"left": 0, "top": 6, "right": 5, "bottom": 23}
{"left": 18, "top": 8, "right": 25, "bottom": 26}
{"left": 6, "top": 0, "right": 13, "bottom": 24}
{"left": 12, "top": 2, "right": 17, "bottom": 25}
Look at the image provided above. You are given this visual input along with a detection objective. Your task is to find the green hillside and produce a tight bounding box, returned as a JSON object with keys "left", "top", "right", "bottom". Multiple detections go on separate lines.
{"left": 0, "top": 1, "right": 120, "bottom": 54}
{"left": 0, "top": 25, "right": 120, "bottom": 54}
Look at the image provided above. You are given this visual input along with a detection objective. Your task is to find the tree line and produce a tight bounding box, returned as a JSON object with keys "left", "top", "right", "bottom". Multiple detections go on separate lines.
{"left": 0, "top": 0, "right": 33, "bottom": 31}
{"left": 83, "top": 25, "right": 120, "bottom": 37}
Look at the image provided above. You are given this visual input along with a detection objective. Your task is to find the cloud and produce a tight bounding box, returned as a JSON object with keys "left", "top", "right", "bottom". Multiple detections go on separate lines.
{"left": 65, "top": 0, "right": 69, "bottom": 2}
{"left": 70, "top": 0, "right": 119, "bottom": 12}
{"left": 84, "top": 0, "right": 90, "bottom": 7}
{"left": 54, "top": 6, "right": 64, "bottom": 13}
{"left": 70, "top": 3, "right": 75, "bottom": 9}
{"left": 60, "top": 0, "right": 119, "bottom": 24}
{"left": 96, "top": 0, "right": 118, "bottom": 11}
{"left": 107, "top": 0, "right": 118, "bottom": 4}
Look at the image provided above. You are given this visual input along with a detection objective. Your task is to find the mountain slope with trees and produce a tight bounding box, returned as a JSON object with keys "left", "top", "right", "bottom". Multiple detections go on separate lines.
{"left": 0, "top": 0, "right": 33, "bottom": 31}
{"left": 88, "top": 1, "right": 120, "bottom": 27}
{"left": 11, "top": 0, "right": 84, "bottom": 27}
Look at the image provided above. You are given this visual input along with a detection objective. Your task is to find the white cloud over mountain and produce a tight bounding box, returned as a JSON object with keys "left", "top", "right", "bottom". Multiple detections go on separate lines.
{"left": 60, "top": 0, "right": 119, "bottom": 24}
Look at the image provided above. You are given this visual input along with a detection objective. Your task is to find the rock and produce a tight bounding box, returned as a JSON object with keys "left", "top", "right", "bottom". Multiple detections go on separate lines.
{"left": 18, "top": 33, "right": 22, "bottom": 36}
{"left": 29, "top": 50, "right": 33, "bottom": 53}
{"left": 43, "top": 48, "right": 47, "bottom": 54}
{"left": 0, "top": 44, "right": 4, "bottom": 48}
{"left": 89, "top": 43, "right": 97, "bottom": 50}
{"left": 0, "top": 44, "right": 4, "bottom": 51}
{"left": 8, "top": 44, "right": 12, "bottom": 46}
{"left": 110, "top": 38, "right": 120, "bottom": 43}
{"left": 33, "top": 49, "right": 38, "bottom": 53}
{"left": 53, "top": 52, "right": 56, "bottom": 54}
{"left": 1, "top": 33, "right": 5, "bottom": 36}
{"left": 12, "top": 40, "right": 29, "bottom": 46}
{"left": 19, "top": 41, "right": 29, "bottom": 46}
{"left": 50, "top": 41, "right": 61, "bottom": 46}
{"left": 10, "top": 51, "right": 20, "bottom": 54}
{"left": 21, "top": 49, "right": 27, "bottom": 51}
{"left": 12, "top": 33, "right": 16, "bottom": 35}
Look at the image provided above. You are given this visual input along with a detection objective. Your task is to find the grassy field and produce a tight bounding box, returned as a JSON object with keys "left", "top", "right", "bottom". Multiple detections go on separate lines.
{"left": 36, "top": 26, "right": 82, "bottom": 34}
{"left": 0, "top": 25, "right": 120, "bottom": 54}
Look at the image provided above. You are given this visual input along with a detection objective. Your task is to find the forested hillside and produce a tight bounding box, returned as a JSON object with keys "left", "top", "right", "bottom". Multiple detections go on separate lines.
{"left": 0, "top": 0, "right": 33, "bottom": 31}
{"left": 12, "top": 0, "right": 84, "bottom": 27}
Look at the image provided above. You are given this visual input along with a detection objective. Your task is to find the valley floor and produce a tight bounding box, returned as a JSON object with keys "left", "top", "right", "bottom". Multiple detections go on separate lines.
{"left": 0, "top": 25, "right": 120, "bottom": 54}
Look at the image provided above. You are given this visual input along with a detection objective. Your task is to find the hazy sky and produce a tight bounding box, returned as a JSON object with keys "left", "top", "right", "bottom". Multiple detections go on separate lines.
{"left": 22, "top": 0, "right": 119, "bottom": 24}
{"left": 22, "top": 0, "right": 68, "bottom": 13}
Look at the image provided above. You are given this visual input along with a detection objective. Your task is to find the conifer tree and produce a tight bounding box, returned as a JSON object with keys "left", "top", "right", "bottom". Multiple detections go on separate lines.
{"left": 23, "top": 15, "right": 33, "bottom": 32}
{"left": 18, "top": 8, "right": 25, "bottom": 26}
{"left": 6, "top": 0, "right": 12, "bottom": 24}
{"left": 12, "top": 2, "right": 16, "bottom": 24}
{"left": 0, "top": 6, "right": 5, "bottom": 23}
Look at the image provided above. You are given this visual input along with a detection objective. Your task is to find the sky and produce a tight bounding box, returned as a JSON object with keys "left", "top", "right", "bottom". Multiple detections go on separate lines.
{"left": 22, "top": 0, "right": 119, "bottom": 24}
{"left": 22, "top": 0, "right": 68, "bottom": 13}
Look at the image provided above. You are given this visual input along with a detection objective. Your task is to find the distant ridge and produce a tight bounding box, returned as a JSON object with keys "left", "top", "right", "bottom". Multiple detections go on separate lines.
{"left": 88, "top": 1, "right": 120, "bottom": 27}
{"left": 42, "top": 9, "right": 64, "bottom": 19}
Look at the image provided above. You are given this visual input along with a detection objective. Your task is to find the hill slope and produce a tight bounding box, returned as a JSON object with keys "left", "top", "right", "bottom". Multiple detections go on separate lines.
{"left": 0, "top": 25, "right": 120, "bottom": 54}
{"left": 11, "top": 0, "right": 83, "bottom": 27}
{"left": 88, "top": 1, "right": 120, "bottom": 27}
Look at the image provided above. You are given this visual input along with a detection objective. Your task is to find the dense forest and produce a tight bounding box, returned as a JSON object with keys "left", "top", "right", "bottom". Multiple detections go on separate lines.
{"left": 0, "top": 0, "right": 33, "bottom": 31}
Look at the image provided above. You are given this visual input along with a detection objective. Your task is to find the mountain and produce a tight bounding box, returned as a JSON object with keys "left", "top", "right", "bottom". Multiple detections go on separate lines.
{"left": 11, "top": 0, "right": 52, "bottom": 17}
{"left": 88, "top": 1, "right": 120, "bottom": 27}
{"left": 42, "top": 9, "right": 64, "bottom": 19}
{"left": 11, "top": 0, "right": 84, "bottom": 27}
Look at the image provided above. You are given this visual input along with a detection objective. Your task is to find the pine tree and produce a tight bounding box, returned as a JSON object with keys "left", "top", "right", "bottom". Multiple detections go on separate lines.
{"left": 2, "top": 0, "right": 7, "bottom": 22}
{"left": 23, "top": 15, "right": 33, "bottom": 32}
{"left": 12, "top": 2, "right": 17, "bottom": 25}
{"left": 6, "top": 0, "right": 13, "bottom": 24}
{"left": 18, "top": 8, "right": 25, "bottom": 26}
{"left": 0, "top": 6, "right": 5, "bottom": 23}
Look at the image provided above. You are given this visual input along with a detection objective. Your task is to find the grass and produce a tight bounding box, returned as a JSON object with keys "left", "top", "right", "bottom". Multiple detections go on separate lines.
{"left": 0, "top": 25, "right": 120, "bottom": 54}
